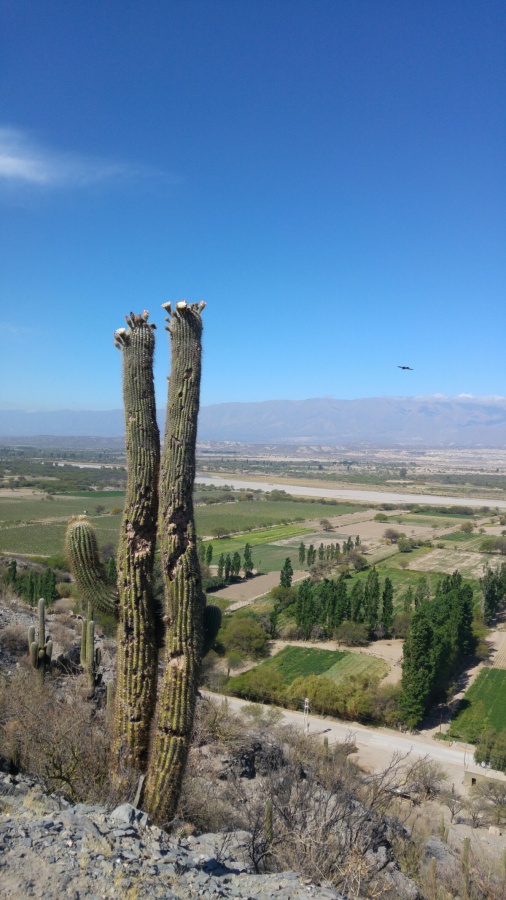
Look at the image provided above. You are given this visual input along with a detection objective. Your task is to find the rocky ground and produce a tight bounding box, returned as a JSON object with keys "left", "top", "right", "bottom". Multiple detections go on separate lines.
{"left": 0, "top": 771, "right": 344, "bottom": 900}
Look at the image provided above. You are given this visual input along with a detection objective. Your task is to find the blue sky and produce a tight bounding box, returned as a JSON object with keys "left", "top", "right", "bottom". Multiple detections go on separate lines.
{"left": 1, "top": 1, "right": 505, "bottom": 411}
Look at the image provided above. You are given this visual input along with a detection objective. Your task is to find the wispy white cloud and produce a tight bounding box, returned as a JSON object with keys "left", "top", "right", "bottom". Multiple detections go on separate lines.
{"left": 415, "top": 393, "right": 506, "bottom": 403}
{"left": 0, "top": 126, "right": 174, "bottom": 189}
{"left": 0, "top": 322, "right": 35, "bottom": 338}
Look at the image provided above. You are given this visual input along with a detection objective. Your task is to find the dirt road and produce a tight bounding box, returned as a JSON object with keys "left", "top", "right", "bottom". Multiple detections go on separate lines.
{"left": 196, "top": 475, "right": 506, "bottom": 509}
{"left": 202, "top": 690, "right": 504, "bottom": 790}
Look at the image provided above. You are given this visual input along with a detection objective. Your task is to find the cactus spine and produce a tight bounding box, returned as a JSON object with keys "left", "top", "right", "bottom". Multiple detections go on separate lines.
{"left": 143, "top": 301, "right": 205, "bottom": 823}
{"left": 28, "top": 598, "right": 53, "bottom": 678}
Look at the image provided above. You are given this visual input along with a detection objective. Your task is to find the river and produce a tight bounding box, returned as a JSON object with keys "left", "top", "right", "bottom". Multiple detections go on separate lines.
{"left": 196, "top": 474, "right": 506, "bottom": 510}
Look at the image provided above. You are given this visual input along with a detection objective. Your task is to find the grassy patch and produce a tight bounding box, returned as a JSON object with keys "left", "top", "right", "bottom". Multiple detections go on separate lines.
{"left": 449, "top": 669, "right": 506, "bottom": 741}
{"left": 229, "top": 645, "right": 346, "bottom": 687}
{"left": 204, "top": 524, "right": 314, "bottom": 553}
{"left": 443, "top": 531, "right": 483, "bottom": 548}
{"left": 196, "top": 500, "right": 361, "bottom": 537}
{"left": 325, "top": 653, "right": 388, "bottom": 685}
{"left": 0, "top": 513, "right": 123, "bottom": 556}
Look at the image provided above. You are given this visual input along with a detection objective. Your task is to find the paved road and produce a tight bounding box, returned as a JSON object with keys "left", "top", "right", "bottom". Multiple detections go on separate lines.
{"left": 196, "top": 475, "right": 506, "bottom": 510}
{"left": 201, "top": 690, "right": 505, "bottom": 790}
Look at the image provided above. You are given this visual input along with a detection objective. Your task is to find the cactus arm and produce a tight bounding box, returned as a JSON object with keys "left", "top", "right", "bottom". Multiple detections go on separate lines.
{"left": 28, "top": 599, "right": 52, "bottom": 678}
{"left": 30, "top": 641, "right": 38, "bottom": 668}
{"left": 113, "top": 312, "right": 160, "bottom": 774}
{"left": 80, "top": 617, "right": 87, "bottom": 667}
{"left": 66, "top": 518, "right": 118, "bottom": 617}
{"left": 144, "top": 300, "right": 205, "bottom": 823}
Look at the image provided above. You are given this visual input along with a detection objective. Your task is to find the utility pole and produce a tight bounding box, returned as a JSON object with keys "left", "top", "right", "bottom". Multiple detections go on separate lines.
{"left": 303, "top": 697, "right": 310, "bottom": 734}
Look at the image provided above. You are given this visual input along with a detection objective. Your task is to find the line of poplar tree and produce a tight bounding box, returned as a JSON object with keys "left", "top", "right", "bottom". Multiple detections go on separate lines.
{"left": 400, "top": 571, "right": 475, "bottom": 728}
{"left": 298, "top": 537, "right": 360, "bottom": 567}
{"left": 480, "top": 562, "right": 506, "bottom": 624}
{"left": 294, "top": 568, "right": 394, "bottom": 639}
{"left": 4, "top": 558, "right": 57, "bottom": 605}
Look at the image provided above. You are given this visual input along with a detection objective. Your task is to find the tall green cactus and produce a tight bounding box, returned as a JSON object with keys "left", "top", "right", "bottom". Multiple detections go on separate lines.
{"left": 112, "top": 311, "right": 160, "bottom": 775}
{"left": 143, "top": 300, "right": 206, "bottom": 823}
{"left": 65, "top": 302, "right": 220, "bottom": 824}
{"left": 28, "top": 597, "right": 53, "bottom": 679}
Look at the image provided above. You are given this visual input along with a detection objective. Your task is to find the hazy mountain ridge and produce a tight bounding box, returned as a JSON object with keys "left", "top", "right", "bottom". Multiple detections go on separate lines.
{"left": 3, "top": 396, "right": 506, "bottom": 446}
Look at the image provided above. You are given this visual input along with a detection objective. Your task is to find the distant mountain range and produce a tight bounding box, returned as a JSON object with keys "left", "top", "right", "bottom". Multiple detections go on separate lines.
{"left": 2, "top": 396, "right": 506, "bottom": 447}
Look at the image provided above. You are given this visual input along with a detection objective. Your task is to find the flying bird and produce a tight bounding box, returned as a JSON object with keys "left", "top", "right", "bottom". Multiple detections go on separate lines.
{"left": 397, "top": 365, "right": 413, "bottom": 370}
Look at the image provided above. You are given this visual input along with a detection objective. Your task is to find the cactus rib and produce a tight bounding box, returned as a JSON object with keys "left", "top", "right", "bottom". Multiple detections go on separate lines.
{"left": 143, "top": 302, "right": 204, "bottom": 823}
{"left": 113, "top": 313, "right": 160, "bottom": 774}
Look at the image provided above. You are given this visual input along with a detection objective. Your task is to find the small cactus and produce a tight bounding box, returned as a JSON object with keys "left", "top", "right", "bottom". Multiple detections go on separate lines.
{"left": 28, "top": 598, "right": 53, "bottom": 679}
{"left": 81, "top": 619, "right": 101, "bottom": 688}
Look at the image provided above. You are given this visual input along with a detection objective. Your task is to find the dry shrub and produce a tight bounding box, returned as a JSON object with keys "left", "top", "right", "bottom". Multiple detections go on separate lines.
{"left": 0, "top": 624, "right": 27, "bottom": 656}
{"left": 48, "top": 622, "right": 77, "bottom": 655}
{"left": 0, "top": 669, "right": 129, "bottom": 805}
{"left": 180, "top": 698, "right": 413, "bottom": 895}
{"left": 56, "top": 582, "right": 79, "bottom": 599}
{"left": 52, "top": 597, "right": 76, "bottom": 614}
{"left": 0, "top": 583, "right": 24, "bottom": 610}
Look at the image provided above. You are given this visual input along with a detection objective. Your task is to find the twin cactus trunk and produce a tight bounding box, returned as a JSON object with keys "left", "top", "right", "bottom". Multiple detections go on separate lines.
{"left": 66, "top": 302, "right": 220, "bottom": 825}
{"left": 28, "top": 597, "right": 53, "bottom": 679}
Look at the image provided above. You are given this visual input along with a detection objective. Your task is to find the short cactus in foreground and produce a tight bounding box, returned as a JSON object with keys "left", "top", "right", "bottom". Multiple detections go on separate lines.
{"left": 28, "top": 597, "right": 53, "bottom": 679}
{"left": 65, "top": 302, "right": 221, "bottom": 825}
{"left": 80, "top": 618, "right": 101, "bottom": 688}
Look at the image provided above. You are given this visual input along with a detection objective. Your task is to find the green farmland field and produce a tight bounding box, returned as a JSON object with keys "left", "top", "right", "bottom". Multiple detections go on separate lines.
{"left": 0, "top": 494, "right": 122, "bottom": 524}
{"left": 325, "top": 653, "right": 388, "bottom": 685}
{"left": 449, "top": 669, "right": 506, "bottom": 742}
{"left": 205, "top": 524, "right": 314, "bottom": 554}
{"left": 229, "top": 646, "right": 346, "bottom": 688}
{"left": 0, "top": 492, "right": 360, "bottom": 562}
{"left": 0, "top": 514, "right": 123, "bottom": 556}
{"left": 195, "top": 500, "right": 361, "bottom": 537}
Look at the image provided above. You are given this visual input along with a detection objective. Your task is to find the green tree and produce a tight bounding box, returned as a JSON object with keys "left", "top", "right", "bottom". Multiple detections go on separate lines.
{"left": 333, "top": 575, "right": 350, "bottom": 627}
{"left": 232, "top": 551, "right": 241, "bottom": 577}
{"left": 414, "top": 576, "right": 430, "bottom": 609}
{"left": 280, "top": 557, "right": 294, "bottom": 589}
{"left": 403, "top": 585, "right": 414, "bottom": 612}
{"left": 381, "top": 577, "right": 394, "bottom": 632}
{"left": 224, "top": 553, "right": 232, "bottom": 581}
{"left": 400, "top": 609, "right": 434, "bottom": 727}
{"left": 205, "top": 543, "right": 213, "bottom": 566}
{"left": 350, "top": 580, "right": 364, "bottom": 622}
{"left": 217, "top": 553, "right": 225, "bottom": 580}
{"left": 221, "top": 615, "right": 268, "bottom": 658}
{"left": 5, "top": 558, "right": 17, "bottom": 585}
{"left": 364, "top": 568, "right": 380, "bottom": 629}
{"left": 298, "top": 542, "right": 306, "bottom": 566}
{"left": 243, "top": 543, "right": 254, "bottom": 576}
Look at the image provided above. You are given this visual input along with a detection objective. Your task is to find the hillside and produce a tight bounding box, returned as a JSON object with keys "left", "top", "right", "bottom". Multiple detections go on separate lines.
{"left": 3, "top": 395, "right": 506, "bottom": 446}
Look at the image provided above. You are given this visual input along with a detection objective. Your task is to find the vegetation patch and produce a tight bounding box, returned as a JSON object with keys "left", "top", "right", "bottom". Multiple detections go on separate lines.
{"left": 325, "top": 653, "right": 388, "bottom": 685}
{"left": 229, "top": 645, "right": 345, "bottom": 688}
{"left": 449, "top": 669, "right": 506, "bottom": 742}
